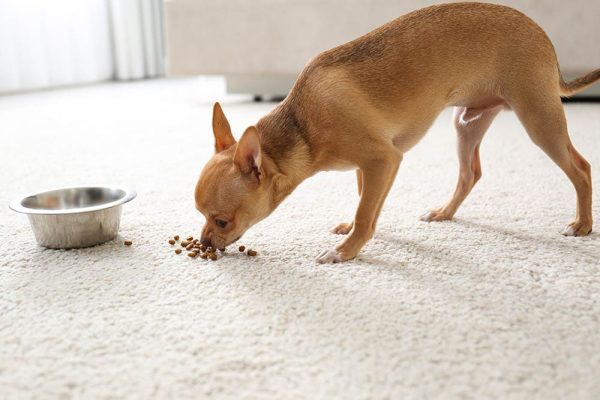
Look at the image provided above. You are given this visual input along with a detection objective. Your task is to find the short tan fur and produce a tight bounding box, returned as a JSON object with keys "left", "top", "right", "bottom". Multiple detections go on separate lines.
{"left": 195, "top": 2, "right": 599, "bottom": 262}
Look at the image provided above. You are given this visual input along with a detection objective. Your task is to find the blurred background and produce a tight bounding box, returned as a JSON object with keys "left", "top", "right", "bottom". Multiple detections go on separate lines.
{"left": 1, "top": 0, "right": 599, "bottom": 98}
{"left": 0, "top": 0, "right": 163, "bottom": 94}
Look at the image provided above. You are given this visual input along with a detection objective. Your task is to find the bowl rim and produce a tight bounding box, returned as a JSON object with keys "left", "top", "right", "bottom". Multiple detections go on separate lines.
{"left": 9, "top": 185, "right": 137, "bottom": 215}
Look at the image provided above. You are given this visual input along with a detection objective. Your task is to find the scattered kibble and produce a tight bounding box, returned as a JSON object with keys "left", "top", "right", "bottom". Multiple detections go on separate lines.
{"left": 124, "top": 240, "right": 133, "bottom": 246}
{"left": 167, "top": 235, "right": 258, "bottom": 261}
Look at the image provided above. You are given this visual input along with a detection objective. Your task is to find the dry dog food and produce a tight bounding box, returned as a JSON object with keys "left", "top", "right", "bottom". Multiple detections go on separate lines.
{"left": 167, "top": 234, "right": 258, "bottom": 261}
{"left": 124, "top": 240, "right": 133, "bottom": 246}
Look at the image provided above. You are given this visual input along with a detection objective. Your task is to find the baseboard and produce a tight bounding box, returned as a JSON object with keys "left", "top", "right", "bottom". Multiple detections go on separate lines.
{"left": 226, "top": 73, "right": 600, "bottom": 100}
{"left": 562, "top": 96, "right": 600, "bottom": 103}
{"left": 226, "top": 75, "right": 296, "bottom": 98}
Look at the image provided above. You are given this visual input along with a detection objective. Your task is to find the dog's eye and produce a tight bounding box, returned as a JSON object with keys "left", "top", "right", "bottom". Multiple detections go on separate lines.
{"left": 215, "top": 219, "right": 227, "bottom": 228}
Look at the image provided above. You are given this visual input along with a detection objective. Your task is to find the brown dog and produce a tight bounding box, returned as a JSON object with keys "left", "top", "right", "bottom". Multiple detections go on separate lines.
{"left": 195, "top": 2, "right": 599, "bottom": 263}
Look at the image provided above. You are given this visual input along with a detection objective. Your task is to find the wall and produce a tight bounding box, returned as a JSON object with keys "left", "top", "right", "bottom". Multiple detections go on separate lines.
{"left": 165, "top": 0, "right": 600, "bottom": 76}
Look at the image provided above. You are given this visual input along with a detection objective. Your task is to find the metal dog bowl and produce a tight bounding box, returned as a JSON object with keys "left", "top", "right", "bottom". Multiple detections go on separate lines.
{"left": 9, "top": 186, "right": 136, "bottom": 249}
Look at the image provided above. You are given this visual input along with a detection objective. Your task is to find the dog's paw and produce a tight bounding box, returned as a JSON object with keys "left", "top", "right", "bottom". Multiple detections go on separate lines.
{"left": 560, "top": 221, "right": 592, "bottom": 236}
{"left": 316, "top": 249, "right": 342, "bottom": 264}
{"left": 420, "top": 209, "right": 453, "bottom": 222}
{"left": 331, "top": 222, "right": 353, "bottom": 235}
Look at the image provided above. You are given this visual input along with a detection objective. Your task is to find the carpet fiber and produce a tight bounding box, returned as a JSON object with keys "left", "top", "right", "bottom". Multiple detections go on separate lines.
{"left": 1, "top": 78, "right": 599, "bottom": 399}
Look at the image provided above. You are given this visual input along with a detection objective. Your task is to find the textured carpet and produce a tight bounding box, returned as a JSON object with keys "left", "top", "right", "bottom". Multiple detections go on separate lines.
{"left": 1, "top": 78, "right": 599, "bottom": 399}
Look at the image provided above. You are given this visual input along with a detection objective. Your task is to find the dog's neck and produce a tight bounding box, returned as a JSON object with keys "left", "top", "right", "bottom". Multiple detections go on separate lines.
{"left": 256, "top": 102, "right": 316, "bottom": 208}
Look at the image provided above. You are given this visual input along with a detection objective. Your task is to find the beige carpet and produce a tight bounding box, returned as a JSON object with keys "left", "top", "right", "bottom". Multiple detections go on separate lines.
{"left": 1, "top": 78, "right": 599, "bottom": 399}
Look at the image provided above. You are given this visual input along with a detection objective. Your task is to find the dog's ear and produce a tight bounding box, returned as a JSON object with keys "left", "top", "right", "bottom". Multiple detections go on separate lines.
{"left": 234, "top": 126, "right": 262, "bottom": 182}
{"left": 212, "top": 102, "right": 236, "bottom": 153}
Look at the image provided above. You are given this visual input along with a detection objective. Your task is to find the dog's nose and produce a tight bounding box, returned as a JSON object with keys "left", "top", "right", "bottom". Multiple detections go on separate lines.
{"left": 200, "top": 237, "right": 212, "bottom": 247}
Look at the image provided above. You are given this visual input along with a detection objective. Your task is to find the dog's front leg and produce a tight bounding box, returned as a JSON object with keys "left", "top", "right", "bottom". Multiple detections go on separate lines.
{"left": 332, "top": 169, "right": 362, "bottom": 234}
{"left": 317, "top": 151, "right": 401, "bottom": 263}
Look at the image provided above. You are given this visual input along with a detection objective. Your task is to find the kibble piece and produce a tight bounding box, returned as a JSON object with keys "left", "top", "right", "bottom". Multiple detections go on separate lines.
{"left": 209, "top": 253, "right": 218, "bottom": 261}
{"left": 175, "top": 248, "right": 182, "bottom": 254}
{"left": 247, "top": 249, "right": 257, "bottom": 257}
{"left": 186, "top": 244, "right": 194, "bottom": 251}
{"left": 238, "top": 245, "right": 245, "bottom": 252}
{"left": 199, "top": 253, "right": 208, "bottom": 259}
{"left": 174, "top": 235, "right": 180, "bottom": 241}
{"left": 168, "top": 239, "right": 176, "bottom": 245}
{"left": 187, "top": 252, "right": 197, "bottom": 258}
{"left": 206, "top": 246, "right": 215, "bottom": 253}
{"left": 181, "top": 241, "right": 189, "bottom": 247}
{"left": 186, "top": 236, "right": 193, "bottom": 241}
{"left": 199, "top": 245, "right": 206, "bottom": 252}
{"left": 124, "top": 240, "right": 133, "bottom": 246}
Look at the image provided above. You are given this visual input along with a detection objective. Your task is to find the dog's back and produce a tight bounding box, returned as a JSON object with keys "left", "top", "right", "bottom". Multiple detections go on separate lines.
{"left": 304, "top": 3, "right": 559, "bottom": 109}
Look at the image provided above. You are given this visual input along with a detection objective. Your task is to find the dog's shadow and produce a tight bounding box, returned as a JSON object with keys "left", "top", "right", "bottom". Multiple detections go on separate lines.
{"left": 213, "top": 225, "right": 495, "bottom": 345}
{"left": 216, "top": 217, "right": 599, "bottom": 344}
{"left": 451, "top": 218, "right": 600, "bottom": 260}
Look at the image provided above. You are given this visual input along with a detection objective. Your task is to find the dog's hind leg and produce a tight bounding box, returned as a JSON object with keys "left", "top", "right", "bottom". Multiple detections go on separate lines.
{"left": 331, "top": 169, "right": 363, "bottom": 235}
{"left": 511, "top": 92, "right": 592, "bottom": 236}
{"left": 421, "top": 105, "right": 501, "bottom": 222}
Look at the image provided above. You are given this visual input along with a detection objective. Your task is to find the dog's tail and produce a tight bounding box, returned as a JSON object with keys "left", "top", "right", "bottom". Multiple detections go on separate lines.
{"left": 560, "top": 68, "right": 600, "bottom": 97}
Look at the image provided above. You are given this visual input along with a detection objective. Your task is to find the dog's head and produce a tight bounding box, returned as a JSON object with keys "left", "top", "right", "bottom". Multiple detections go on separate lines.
{"left": 195, "top": 103, "right": 274, "bottom": 249}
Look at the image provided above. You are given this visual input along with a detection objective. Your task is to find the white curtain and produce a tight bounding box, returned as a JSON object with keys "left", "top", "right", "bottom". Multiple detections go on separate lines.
{"left": 0, "top": 0, "right": 164, "bottom": 94}
{"left": 108, "top": 0, "right": 164, "bottom": 80}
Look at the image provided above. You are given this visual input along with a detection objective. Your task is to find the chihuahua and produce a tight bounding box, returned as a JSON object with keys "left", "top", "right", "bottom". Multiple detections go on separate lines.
{"left": 195, "top": 2, "right": 599, "bottom": 263}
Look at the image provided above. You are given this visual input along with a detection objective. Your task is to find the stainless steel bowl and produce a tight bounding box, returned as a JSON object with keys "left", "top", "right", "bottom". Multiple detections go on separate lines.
{"left": 9, "top": 186, "right": 136, "bottom": 249}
